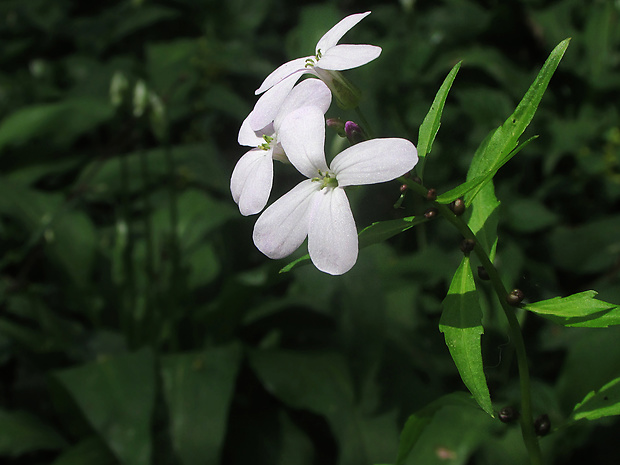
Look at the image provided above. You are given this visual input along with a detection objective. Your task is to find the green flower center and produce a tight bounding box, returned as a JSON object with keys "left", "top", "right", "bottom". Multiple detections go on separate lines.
{"left": 258, "top": 135, "right": 274, "bottom": 151}
{"left": 311, "top": 170, "right": 338, "bottom": 189}
{"left": 304, "top": 50, "right": 323, "bottom": 68}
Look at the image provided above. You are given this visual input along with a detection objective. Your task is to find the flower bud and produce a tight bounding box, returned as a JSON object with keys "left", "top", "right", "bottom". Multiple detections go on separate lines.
{"left": 424, "top": 208, "right": 438, "bottom": 219}
{"left": 534, "top": 414, "right": 551, "bottom": 436}
{"left": 450, "top": 198, "right": 465, "bottom": 216}
{"left": 399, "top": 184, "right": 408, "bottom": 193}
{"left": 344, "top": 121, "right": 366, "bottom": 144}
{"left": 498, "top": 406, "right": 519, "bottom": 423}
{"left": 460, "top": 238, "right": 476, "bottom": 254}
{"left": 426, "top": 188, "right": 437, "bottom": 201}
{"left": 506, "top": 289, "right": 525, "bottom": 306}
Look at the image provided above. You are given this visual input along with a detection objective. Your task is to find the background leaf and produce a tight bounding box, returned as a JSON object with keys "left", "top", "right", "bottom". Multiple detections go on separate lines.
{"left": 0, "top": 409, "right": 67, "bottom": 456}
{"left": 160, "top": 344, "right": 242, "bottom": 465}
{"left": 54, "top": 348, "right": 156, "bottom": 465}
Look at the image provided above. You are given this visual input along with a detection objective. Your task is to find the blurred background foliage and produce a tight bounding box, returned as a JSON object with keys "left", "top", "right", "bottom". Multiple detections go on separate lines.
{"left": 0, "top": 0, "right": 619, "bottom": 464}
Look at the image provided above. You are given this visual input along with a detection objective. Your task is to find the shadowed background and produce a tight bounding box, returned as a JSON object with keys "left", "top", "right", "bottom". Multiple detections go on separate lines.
{"left": 0, "top": 0, "right": 619, "bottom": 464}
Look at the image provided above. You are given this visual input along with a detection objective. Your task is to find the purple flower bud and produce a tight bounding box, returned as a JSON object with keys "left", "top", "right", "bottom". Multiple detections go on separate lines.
{"left": 345, "top": 121, "right": 366, "bottom": 145}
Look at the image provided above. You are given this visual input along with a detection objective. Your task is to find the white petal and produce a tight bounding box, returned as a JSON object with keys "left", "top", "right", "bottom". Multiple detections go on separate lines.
{"left": 238, "top": 113, "right": 268, "bottom": 147}
{"left": 255, "top": 57, "right": 310, "bottom": 95}
{"left": 315, "top": 11, "right": 372, "bottom": 54}
{"left": 253, "top": 179, "right": 321, "bottom": 259}
{"left": 230, "top": 148, "right": 274, "bottom": 216}
{"left": 274, "top": 78, "right": 332, "bottom": 131}
{"left": 278, "top": 106, "right": 328, "bottom": 178}
{"left": 307, "top": 187, "right": 358, "bottom": 275}
{"left": 249, "top": 72, "right": 304, "bottom": 131}
{"left": 317, "top": 44, "right": 382, "bottom": 71}
{"left": 330, "top": 138, "right": 418, "bottom": 187}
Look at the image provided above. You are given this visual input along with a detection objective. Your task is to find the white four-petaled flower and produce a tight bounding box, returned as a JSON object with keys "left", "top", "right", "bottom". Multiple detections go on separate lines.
{"left": 231, "top": 78, "right": 332, "bottom": 216}
{"left": 252, "top": 106, "right": 418, "bottom": 275}
{"left": 248, "top": 11, "right": 381, "bottom": 131}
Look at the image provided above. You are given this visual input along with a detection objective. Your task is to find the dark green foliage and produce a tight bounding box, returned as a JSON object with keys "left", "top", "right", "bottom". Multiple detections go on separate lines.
{"left": 1, "top": 1, "right": 619, "bottom": 465}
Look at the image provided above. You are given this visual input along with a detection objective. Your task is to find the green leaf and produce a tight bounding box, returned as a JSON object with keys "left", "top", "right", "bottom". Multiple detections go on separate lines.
{"left": 160, "top": 344, "right": 242, "bottom": 465}
{"left": 249, "top": 349, "right": 355, "bottom": 414}
{"left": 570, "top": 377, "right": 620, "bottom": 422}
{"left": 395, "top": 393, "right": 486, "bottom": 465}
{"left": 0, "top": 178, "right": 96, "bottom": 287}
{"left": 358, "top": 216, "right": 427, "bottom": 249}
{"left": 416, "top": 61, "right": 461, "bottom": 180}
{"left": 51, "top": 436, "right": 117, "bottom": 465}
{"left": 465, "top": 182, "right": 500, "bottom": 261}
{"left": 435, "top": 135, "right": 538, "bottom": 205}
{"left": 0, "top": 409, "right": 67, "bottom": 456}
{"left": 249, "top": 348, "right": 393, "bottom": 465}
{"left": 279, "top": 215, "right": 427, "bottom": 273}
{"left": 0, "top": 98, "right": 113, "bottom": 154}
{"left": 523, "top": 291, "right": 620, "bottom": 327}
{"left": 439, "top": 256, "right": 493, "bottom": 416}
{"left": 465, "top": 39, "right": 569, "bottom": 189}
{"left": 54, "top": 348, "right": 156, "bottom": 465}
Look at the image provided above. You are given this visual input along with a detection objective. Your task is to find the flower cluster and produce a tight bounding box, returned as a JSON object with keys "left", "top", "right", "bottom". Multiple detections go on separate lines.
{"left": 231, "top": 11, "right": 419, "bottom": 275}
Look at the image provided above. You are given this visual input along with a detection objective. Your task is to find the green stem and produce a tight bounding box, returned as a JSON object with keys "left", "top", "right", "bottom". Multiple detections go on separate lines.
{"left": 400, "top": 177, "right": 543, "bottom": 465}
{"left": 354, "top": 106, "right": 374, "bottom": 139}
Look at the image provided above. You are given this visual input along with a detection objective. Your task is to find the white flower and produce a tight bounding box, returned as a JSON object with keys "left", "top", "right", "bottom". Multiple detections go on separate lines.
{"left": 231, "top": 79, "right": 331, "bottom": 216}
{"left": 248, "top": 11, "right": 381, "bottom": 131}
{"left": 252, "top": 106, "right": 418, "bottom": 275}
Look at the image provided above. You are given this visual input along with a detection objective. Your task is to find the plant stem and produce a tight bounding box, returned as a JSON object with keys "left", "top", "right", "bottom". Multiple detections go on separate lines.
{"left": 399, "top": 177, "right": 543, "bottom": 465}
{"left": 354, "top": 106, "right": 374, "bottom": 139}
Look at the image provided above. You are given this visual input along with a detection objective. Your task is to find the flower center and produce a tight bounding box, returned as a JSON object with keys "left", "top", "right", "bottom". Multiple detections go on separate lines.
{"left": 311, "top": 170, "right": 338, "bottom": 189}
{"left": 258, "top": 134, "right": 274, "bottom": 151}
{"left": 304, "top": 49, "right": 323, "bottom": 68}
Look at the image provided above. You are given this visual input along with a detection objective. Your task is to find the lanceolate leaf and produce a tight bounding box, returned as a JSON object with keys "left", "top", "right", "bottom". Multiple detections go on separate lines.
{"left": 439, "top": 256, "right": 493, "bottom": 416}
{"left": 416, "top": 61, "right": 462, "bottom": 180}
{"left": 436, "top": 38, "right": 569, "bottom": 206}
{"left": 523, "top": 291, "right": 620, "bottom": 327}
{"left": 358, "top": 215, "right": 427, "bottom": 248}
{"left": 465, "top": 182, "right": 500, "bottom": 261}
{"left": 570, "top": 377, "right": 620, "bottom": 422}
{"left": 466, "top": 39, "right": 570, "bottom": 192}
{"left": 435, "top": 135, "right": 538, "bottom": 205}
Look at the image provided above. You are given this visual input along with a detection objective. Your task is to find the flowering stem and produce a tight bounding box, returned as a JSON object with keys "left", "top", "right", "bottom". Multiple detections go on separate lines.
{"left": 354, "top": 106, "right": 374, "bottom": 139}
{"left": 399, "top": 177, "right": 543, "bottom": 465}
